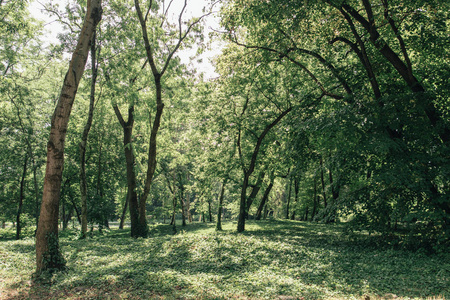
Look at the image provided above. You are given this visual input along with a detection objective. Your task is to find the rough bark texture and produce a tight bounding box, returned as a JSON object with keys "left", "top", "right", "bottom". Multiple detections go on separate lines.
{"left": 35, "top": 0, "right": 102, "bottom": 274}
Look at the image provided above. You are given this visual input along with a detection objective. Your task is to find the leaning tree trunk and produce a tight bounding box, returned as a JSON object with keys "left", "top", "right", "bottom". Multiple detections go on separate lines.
{"left": 35, "top": 0, "right": 102, "bottom": 275}
{"left": 79, "top": 31, "right": 98, "bottom": 239}
{"left": 237, "top": 108, "right": 291, "bottom": 232}
{"left": 245, "top": 170, "right": 265, "bottom": 219}
{"left": 256, "top": 175, "right": 274, "bottom": 221}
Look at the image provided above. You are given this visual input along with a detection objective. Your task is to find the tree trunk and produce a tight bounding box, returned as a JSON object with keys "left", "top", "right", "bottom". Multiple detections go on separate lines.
{"left": 178, "top": 175, "right": 187, "bottom": 227}
{"left": 171, "top": 193, "right": 177, "bottom": 233}
{"left": 291, "top": 177, "right": 300, "bottom": 220}
{"left": 320, "top": 157, "right": 327, "bottom": 208}
{"left": 33, "top": 165, "right": 40, "bottom": 229}
{"left": 245, "top": 170, "right": 265, "bottom": 219}
{"left": 263, "top": 204, "right": 268, "bottom": 219}
{"left": 62, "top": 206, "right": 72, "bottom": 230}
{"left": 285, "top": 176, "right": 292, "bottom": 219}
{"left": 114, "top": 105, "right": 140, "bottom": 238}
{"left": 35, "top": 0, "right": 102, "bottom": 275}
{"left": 119, "top": 196, "right": 128, "bottom": 229}
{"left": 238, "top": 173, "right": 250, "bottom": 232}
{"left": 68, "top": 197, "right": 81, "bottom": 225}
{"left": 311, "top": 178, "right": 318, "bottom": 220}
{"left": 256, "top": 176, "right": 274, "bottom": 220}
{"left": 180, "top": 197, "right": 187, "bottom": 226}
{"left": 16, "top": 155, "right": 28, "bottom": 240}
{"left": 79, "top": 31, "right": 98, "bottom": 239}
{"left": 237, "top": 108, "right": 291, "bottom": 232}
{"left": 216, "top": 180, "right": 226, "bottom": 231}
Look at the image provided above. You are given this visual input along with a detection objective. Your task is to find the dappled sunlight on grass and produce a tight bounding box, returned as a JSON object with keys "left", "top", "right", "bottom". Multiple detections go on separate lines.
{"left": 1, "top": 220, "right": 449, "bottom": 299}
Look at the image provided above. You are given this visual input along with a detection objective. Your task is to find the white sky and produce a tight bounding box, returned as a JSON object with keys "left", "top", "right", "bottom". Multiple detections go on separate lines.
{"left": 28, "top": 0, "right": 223, "bottom": 78}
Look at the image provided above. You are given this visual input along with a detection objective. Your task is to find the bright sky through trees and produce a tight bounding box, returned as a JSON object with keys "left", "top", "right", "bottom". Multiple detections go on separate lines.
{"left": 28, "top": 0, "right": 222, "bottom": 78}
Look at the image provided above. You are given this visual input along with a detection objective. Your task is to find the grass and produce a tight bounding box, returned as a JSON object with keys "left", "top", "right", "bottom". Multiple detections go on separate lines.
{"left": 0, "top": 220, "right": 449, "bottom": 299}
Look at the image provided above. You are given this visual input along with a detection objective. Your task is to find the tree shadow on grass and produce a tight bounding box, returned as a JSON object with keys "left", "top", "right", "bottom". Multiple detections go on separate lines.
{"left": 2, "top": 220, "right": 449, "bottom": 299}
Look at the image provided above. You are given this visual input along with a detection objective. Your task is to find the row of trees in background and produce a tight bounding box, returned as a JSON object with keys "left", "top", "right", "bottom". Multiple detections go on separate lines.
{"left": 1, "top": 0, "right": 449, "bottom": 274}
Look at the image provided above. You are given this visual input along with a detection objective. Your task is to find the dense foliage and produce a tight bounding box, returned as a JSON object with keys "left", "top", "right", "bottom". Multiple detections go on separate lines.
{"left": 0, "top": 0, "right": 449, "bottom": 281}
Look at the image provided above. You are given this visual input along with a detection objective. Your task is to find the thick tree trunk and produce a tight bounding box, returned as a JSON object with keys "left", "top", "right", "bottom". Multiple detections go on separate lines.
{"left": 79, "top": 31, "right": 98, "bottom": 239}
{"left": 16, "top": 155, "right": 28, "bottom": 240}
{"left": 35, "top": 0, "right": 102, "bottom": 274}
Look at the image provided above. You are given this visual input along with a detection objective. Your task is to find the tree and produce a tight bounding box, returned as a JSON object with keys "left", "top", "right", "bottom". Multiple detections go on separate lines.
{"left": 79, "top": 29, "right": 100, "bottom": 238}
{"left": 35, "top": 0, "right": 102, "bottom": 274}
{"left": 220, "top": 0, "right": 450, "bottom": 247}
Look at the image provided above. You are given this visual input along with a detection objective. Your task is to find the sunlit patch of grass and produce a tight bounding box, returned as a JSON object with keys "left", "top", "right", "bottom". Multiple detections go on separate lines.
{"left": 1, "top": 220, "right": 449, "bottom": 299}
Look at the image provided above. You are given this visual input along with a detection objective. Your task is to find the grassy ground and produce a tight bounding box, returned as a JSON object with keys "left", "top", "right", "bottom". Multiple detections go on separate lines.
{"left": 0, "top": 220, "right": 448, "bottom": 300}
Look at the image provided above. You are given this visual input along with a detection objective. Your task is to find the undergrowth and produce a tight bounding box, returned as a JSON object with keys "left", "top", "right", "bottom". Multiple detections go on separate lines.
{"left": 0, "top": 220, "right": 448, "bottom": 299}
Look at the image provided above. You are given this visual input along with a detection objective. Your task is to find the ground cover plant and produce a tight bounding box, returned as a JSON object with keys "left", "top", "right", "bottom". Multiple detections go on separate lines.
{"left": 0, "top": 220, "right": 448, "bottom": 300}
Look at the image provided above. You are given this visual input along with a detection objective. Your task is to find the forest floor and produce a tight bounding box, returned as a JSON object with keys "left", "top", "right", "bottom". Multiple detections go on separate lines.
{"left": 0, "top": 220, "right": 448, "bottom": 300}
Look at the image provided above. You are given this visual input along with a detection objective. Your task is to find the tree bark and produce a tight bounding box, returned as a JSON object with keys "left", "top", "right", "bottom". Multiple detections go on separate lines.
{"left": 119, "top": 195, "right": 128, "bottom": 229}
{"left": 245, "top": 170, "right": 265, "bottom": 219}
{"left": 114, "top": 105, "right": 140, "bottom": 237}
{"left": 320, "top": 157, "right": 327, "bottom": 208}
{"left": 216, "top": 180, "right": 226, "bottom": 231}
{"left": 285, "top": 176, "right": 292, "bottom": 219}
{"left": 291, "top": 177, "right": 300, "bottom": 220}
{"left": 16, "top": 155, "right": 28, "bottom": 240}
{"left": 35, "top": 0, "right": 101, "bottom": 274}
{"left": 79, "top": 31, "right": 98, "bottom": 239}
{"left": 134, "top": 0, "right": 207, "bottom": 236}
{"left": 311, "top": 177, "right": 318, "bottom": 220}
{"left": 256, "top": 175, "right": 274, "bottom": 221}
